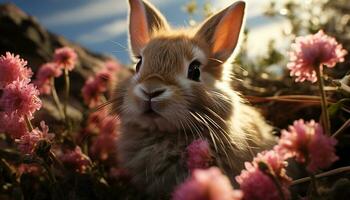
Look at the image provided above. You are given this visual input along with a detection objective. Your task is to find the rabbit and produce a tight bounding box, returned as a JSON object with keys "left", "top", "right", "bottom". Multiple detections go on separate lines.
{"left": 111, "top": 0, "right": 276, "bottom": 198}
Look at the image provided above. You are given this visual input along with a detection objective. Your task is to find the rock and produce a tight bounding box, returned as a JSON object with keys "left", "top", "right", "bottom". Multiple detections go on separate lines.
{"left": 0, "top": 3, "right": 127, "bottom": 125}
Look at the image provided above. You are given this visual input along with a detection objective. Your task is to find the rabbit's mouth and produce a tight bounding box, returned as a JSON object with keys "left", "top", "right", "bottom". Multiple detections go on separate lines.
{"left": 143, "top": 100, "right": 155, "bottom": 113}
{"left": 140, "top": 99, "right": 164, "bottom": 117}
{"left": 131, "top": 109, "right": 177, "bottom": 132}
{"left": 143, "top": 107, "right": 160, "bottom": 118}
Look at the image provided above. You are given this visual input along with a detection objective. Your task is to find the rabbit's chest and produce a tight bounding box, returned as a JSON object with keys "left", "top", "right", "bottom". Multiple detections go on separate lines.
{"left": 118, "top": 130, "right": 187, "bottom": 169}
{"left": 117, "top": 128, "right": 189, "bottom": 194}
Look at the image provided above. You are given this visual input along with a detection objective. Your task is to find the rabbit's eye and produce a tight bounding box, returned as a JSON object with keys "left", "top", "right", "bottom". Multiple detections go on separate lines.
{"left": 135, "top": 56, "right": 142, "bottom": 72}
{"left": 188, "top": 60, "right": 201, "bottom": 82}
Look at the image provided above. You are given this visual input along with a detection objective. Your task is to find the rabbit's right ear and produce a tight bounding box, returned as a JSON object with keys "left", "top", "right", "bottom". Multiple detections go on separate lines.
{"left": 128, "top": 0, "right": 169, "bottom": 56}
{"left": 195, "top": 1, "right": 245, "bottom": 63}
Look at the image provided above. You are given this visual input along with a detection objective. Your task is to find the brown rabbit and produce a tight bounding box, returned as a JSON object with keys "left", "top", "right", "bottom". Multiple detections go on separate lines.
{"left": 112, "top": 0, "right": 276, "bottom": 198}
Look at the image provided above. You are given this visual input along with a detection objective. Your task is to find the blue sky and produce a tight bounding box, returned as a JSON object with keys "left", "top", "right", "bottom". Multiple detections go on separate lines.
{"left": 0, "top": 0, "right": 285, "bottom": 64}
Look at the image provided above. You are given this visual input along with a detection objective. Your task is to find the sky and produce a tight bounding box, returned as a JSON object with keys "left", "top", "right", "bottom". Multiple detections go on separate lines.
{"left": 0, "top": 0, "right": 286, "bottom": 64}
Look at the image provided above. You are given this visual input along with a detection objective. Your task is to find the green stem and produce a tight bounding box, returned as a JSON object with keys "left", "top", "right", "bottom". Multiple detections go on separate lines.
{"left": 332, "top": 118, "right": 350, "bottom": 138}
{"left": 29, "top": 156, "right": 63, "bottom": 199}
{"left": 63, "top": 69, "right": 71, "bottom": 132}
{"left": 50, "top": 78, "right": 64, "bottom": 119}
{"left": 0, "top": 158, "right": 18, "bottom": 184}
{"left": 24, "top": 115, "right": 33, "bottom": 131}
{"left": 309, "top": 173, "right": 320, "bottom": 199}
{"left": 259, "top": 162, "right": 286, "bottom": 200}
{"left": 0, "top": 158, "right": 24, "bottom": 199}
{"left": 292, "top": 166, "right": 350, "bottom": 185}
{"left": 41, "top": 158, "right": 65, "bottom": 199}
{"left": 49, "top": 151, "right": 64, "bottom": 170}
{"left": 315, "top": 65, "right": 330, "bottom": 135}
{"left": 267, "top": 173, "right": 286, "bottom": 200}
{"left": 42, "top": 161, "right": 56, "bottom": 183}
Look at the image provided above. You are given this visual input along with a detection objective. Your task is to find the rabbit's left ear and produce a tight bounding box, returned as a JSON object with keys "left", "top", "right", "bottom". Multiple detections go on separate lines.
{"left": 128, "top": 0, "right": 169, "bottom": 56}
{"left": 195, "top": 1, "right": 245, "bottom": 62}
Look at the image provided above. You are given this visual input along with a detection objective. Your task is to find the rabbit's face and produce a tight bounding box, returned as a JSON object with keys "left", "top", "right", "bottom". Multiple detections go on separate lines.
{"left": 113, "top": 0, "right": 245, "bottom": 132}
{"left": 117, "top": 33, "right": 238, "bottom": 132}
{"left": 119, "top": 35, "right": 213, "bottom": 131}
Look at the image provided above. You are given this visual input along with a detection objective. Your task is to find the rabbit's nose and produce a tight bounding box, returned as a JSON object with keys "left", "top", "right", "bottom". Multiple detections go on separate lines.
{"left": 141, "top": 88, "right": 166, "bottom": 100}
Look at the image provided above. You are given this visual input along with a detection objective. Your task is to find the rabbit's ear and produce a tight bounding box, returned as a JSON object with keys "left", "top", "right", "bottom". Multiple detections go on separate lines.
{"left": 128, "top": 0, "right": 169, "bottom": 56}
{"left": 195, "top": 1, "right": 245, "bottom": 62}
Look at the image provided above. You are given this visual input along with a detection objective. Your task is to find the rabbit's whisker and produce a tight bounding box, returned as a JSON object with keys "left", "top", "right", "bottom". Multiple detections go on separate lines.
{"left": 205, "top": 106, "right": 255, "bottom": 159}
{"left": 182, "top": 116, "right": 196, "bottom": 140}
{"left": 191, "top": 111, "right": 230, "bottom": 161}
{"left": 179, "top": 120, "right": 188, "bottom": 144}
{"left": 110, "top": 40, "right": 131, "bottom": 53}
{"left": 195, "top": 111, "right": 233, "bottom": 167}
{"left": 200, "top": 112, "right": 235, "bottom": 168}
{"left": 188, "top": 111, "right": 204, "bottom": 140}
{"left": 208, "top": 57, "right": 224, "bottom": 64}
{"left": 201, "top": 115, "right": 228, "bottom": 153}
{"left": 191, "top": 111, "right": 218, "bottom": 152}
{"left": 86, "top": 99, "right": 116, "bottom": 116}
{"left": 204, "top": 107, "right": 238, "bottom": 153}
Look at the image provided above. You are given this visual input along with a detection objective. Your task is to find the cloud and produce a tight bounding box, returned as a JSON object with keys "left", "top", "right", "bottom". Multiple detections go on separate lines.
{"left": 74, "top": 0, "right": 180, "bottom": 44}
{"left": 42, "top": 0, "right": 123, "bottom": 26}
{"left": 246, "top": 19, "right": 288, "bottom": 57}
{"left": 213, "top": 0, "right": 270, "bottom": 19}
{"left": 43, "top": 0, "right": 176, "bottom": 26}
{"left": 77, "top": 19, "right": 127, "bottom": 44}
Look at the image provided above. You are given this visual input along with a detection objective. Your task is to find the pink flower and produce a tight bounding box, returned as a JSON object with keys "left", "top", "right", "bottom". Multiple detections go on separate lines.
{"left": 0, "top": 80, "right": 41, "bottom": 120}
{"left": 34, "top": 62, "right": 62, "bottom": 95}
{"left": 173, "top": 167, "right": 242, "bottom": 200}
{"left": 53, "top": 47, "right": 77, "bottom": 71}
{"left": 253, "top": 150, "right": 291, "bottom": 184}
{"left": 90, "top": 116, "right": 119, "bottom": 163}
{"left": 85, "top": 109, "right": 108, "bottom": 134}
{"left": 236, "top": 162, "right": 290, "bottom": 200}
{"left": 17, "top": 163, "right": 42, "bottom": 176}
{"left": 76, "top": 109, "right": 110, "bottom": 144}
{"left": 99, "top": 115, "right": 119, "bottom": 135}
{"left": 88, "top": 110, "right": 105, "bottom": 126}
{"left": 104, "top": 60, "right": 121, "bottom": 72}
{"left": 287, "top": 30, "right": 347, "bottom": 82}
{"left": 0, "top": 52, "right": 32, "bottom": 88}
{"left": 276, "top": 119, "right": 338, "bottom": 172}
{"left": 90, "top": 133, "right": 118, "bottom": 162}
{"left": 60, "top": 146, "right": 91, "bottom": 173}
{"left": 16, "top": 121, "right": 54, "bottom": 155}
{"left": 186, "top": 139, "right": 212, "bottom": 172}
{"left": 81, "top": 77, "right": 105, "bottom": 108}
{"left": 0, "top": 113, "right": 27, "bottom": 139}
{"left": 95, "top": 70, "right": 114, "bottom": 91}
{"left": 81, "top": 62, "right": 118, "bottom": 108}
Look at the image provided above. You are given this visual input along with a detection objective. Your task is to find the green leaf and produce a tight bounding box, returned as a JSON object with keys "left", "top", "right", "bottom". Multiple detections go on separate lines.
{"left": 328, "top": 98, "right": 350, "bottom": 118}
